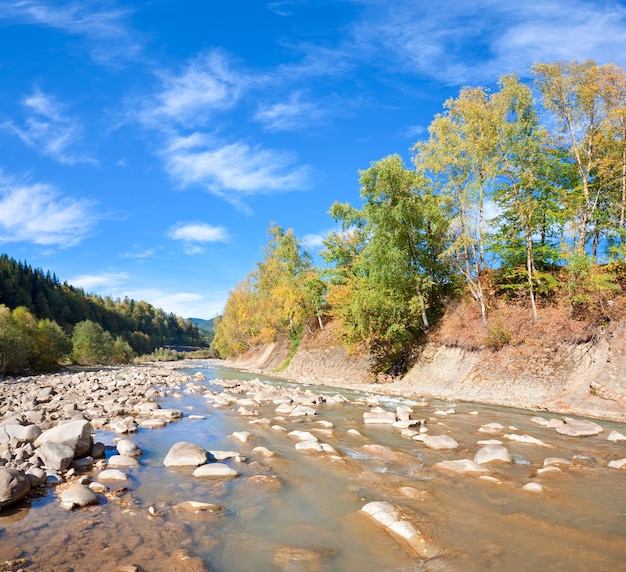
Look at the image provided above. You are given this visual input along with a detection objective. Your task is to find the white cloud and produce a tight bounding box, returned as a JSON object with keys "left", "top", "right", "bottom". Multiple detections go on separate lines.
{"left": 0, "top": 0, "right": 142, "bottom": 64}
{"left": 164, "top": 133, "right": 311, "bottom": 197}
{"left": 122, "top": 288, "right": 226, "bottom": 319}
{"left": 2, "top": 88, "right": 93, "bottom": 165}
{"left": 69, "top": 272, "right": 128, "bottom": 292}
{"left": 254, "top": 91, "right": 328, "bottom": 132}
{"left": 348, "top": 0, "right": 626, "bottom": 85}
{"left": 302, "top": 232, "right": 327, "bottom": 249}
{"left": 0, "top": 174, "right": 98, "bottom": 247}
{"left": 142, "top": 50, "right": 245, "bottom": 127}
{"left": 169, "top": 223, "right": 228, "bottom": 243}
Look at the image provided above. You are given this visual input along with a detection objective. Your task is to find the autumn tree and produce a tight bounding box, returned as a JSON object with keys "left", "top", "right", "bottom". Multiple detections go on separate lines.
{"left": 324, "top": 155, "right": 454, "bottom": 371}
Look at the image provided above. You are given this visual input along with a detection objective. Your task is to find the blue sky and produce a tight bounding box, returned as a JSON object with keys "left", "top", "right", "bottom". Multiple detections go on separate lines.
{"left": 1, "top": 0, "right": 625, "bottom": 319}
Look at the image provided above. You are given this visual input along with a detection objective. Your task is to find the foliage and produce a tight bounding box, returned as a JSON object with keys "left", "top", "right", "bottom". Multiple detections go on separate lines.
{"left": 0, "top": 305, "right": 71, "bottom": 375}
{"left": 70, "top": 320, "right": 134, "bottom": 366}
{"left": 212, "top": 224, "right": 323, "bottom": 358}
{"left": 0, "top": 254, "right": 204, "bottom": 355}
{"left": 323, "top": 154, "right": 457, "bottom": 372}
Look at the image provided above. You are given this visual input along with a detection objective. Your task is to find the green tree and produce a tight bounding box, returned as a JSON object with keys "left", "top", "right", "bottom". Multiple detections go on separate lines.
{"left": 324, "top": 155, "right": 454, "bottom": 371}
{"left": 71, "top": 320, "right": 115, "bottom": 366}
{"left": 415, "top": 87, "right": 499, "bottom": 324}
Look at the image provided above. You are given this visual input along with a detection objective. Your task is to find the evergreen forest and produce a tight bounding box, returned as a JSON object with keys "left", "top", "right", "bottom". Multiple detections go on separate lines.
{"left": 0, "top": 254, "right": 204, "bottom": 374}
{"left": 213, "top": 61, "right": 626, "bottom": 373}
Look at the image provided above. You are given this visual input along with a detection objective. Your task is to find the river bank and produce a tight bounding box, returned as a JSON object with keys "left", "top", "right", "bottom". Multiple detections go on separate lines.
{"left": 223, "top": 318, "right": 626, "bottom": 423}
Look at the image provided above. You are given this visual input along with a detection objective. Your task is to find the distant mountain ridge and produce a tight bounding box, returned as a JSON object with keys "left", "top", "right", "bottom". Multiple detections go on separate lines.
{"left": 189, "top": 317, "right": 217, "bottom": 334}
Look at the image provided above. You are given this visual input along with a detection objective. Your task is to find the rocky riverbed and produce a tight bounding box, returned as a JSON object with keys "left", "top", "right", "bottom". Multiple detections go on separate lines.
{"left": 1, "top": 361, "right": 626, "bottom": 571}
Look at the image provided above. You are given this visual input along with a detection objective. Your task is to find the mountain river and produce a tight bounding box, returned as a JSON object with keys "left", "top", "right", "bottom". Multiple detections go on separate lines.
{"left": 1, "top": 362, "right": 625, "bottom": 571}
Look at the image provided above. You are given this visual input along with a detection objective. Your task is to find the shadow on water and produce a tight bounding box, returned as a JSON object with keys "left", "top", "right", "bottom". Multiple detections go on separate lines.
{"left": 1, "top": 361, "right": 626, "bottom": 571}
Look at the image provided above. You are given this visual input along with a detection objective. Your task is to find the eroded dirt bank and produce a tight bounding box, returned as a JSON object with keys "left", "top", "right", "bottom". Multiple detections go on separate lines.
{"left": 225, "top": 319, "right": 626, "bottom": 422}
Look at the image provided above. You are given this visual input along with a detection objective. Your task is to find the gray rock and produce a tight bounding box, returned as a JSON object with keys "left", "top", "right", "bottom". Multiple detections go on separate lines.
{"left": 97, "top": 469, "right": 128, "bottom": 481}
{"left": 26, "top": 467, "right": 47, "bottom": 487}
{"left": 432, "top": 459, "right": 490, "bottom": 474}
{"left": 71, "top": 456, "right": 94, "bottom": 472}
{"left": 474, "top": 444, "right": 512, "bottom": 464}
{"left": 60, "top": 484, "right": 99, "bottom": 508}
{"left": 163, "top": 442, "right": 208, "bottom": 467}
{"left": 34, "top": 419, "right": 93, "bottom": 457}
{"left": 0, "top": 467, "right": 30, "bottom": 509}
{"left": 423, "top": 435, "right": 459, "bottom": 450}
{"left": 109, "top": 416, "right": 138, "bottom": 434}
{"left": 556, "top": 417, "right": 603, "bottom": 437}
{"left": 363, "top": 408, "right": 397, "bottom": 424}
{"left": 192, "top": 463, "right": 238, "bottom": 478}
{"left": 107, "top": 454, "right": 140, "bottom": 467}
{"left": 116, "top": 439, "right": 143, "bottom": 457}
{"left": 37, "top": 442, "right": 74, "bottom": 471}
{"left": 2, "top": 424, "right": 42, "bottom": 443}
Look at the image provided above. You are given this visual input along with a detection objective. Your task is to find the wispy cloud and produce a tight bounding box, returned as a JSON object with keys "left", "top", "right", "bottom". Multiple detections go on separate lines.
{"left": 164, "top": 133, "right": 311, "bottom": 200}
{"left": 254, "top": 91, "right": 330, "bottom": 132}
{"left": 348, "top": 0, "right": 626, "bottom": 85}
{"left": 0, "top": 173, "right": 98, "bottom": 247}
{"left": 0, "top": 0, "right": 142, "bottom": 64}
{"left": 119, "top": 247, "right": 158, "bottom": 259}
{"left": 121, "top": 288, "right": 226, "bottom": 318}
{"left": 141, "top": 50, "right": 245, "bottom": 128}
{"left": 2, "top": 88, "right": 93, "bottom": 165}
{"left": 69, "top": 272, "right": 128, "bottom": 292}
{"left": 169, "top": 222, "right": 228, "bottom": 244}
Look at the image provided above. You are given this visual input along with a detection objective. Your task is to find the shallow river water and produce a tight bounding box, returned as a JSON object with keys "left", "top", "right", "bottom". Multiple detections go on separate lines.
{"left": 1, "top": 362, "right": 626, "bottom": 571}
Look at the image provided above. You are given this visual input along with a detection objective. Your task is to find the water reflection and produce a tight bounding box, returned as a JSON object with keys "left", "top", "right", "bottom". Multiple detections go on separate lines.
{"left": 1, "top": 362, "right": 625, "bottom": 571}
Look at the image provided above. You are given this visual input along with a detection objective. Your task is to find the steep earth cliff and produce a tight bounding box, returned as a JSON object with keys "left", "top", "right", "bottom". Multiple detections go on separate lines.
{"left": 227, "top": 318, "right": 626, "bottom": 422}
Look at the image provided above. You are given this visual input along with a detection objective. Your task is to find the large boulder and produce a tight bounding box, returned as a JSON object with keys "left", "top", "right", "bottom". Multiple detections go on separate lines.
{"left": 34, "top": 420, "right": 93, "bottom": 457}
{"left": 37, "top": 442, "right": 74, "bottom": 471}
{"left": 0, "top": 467, "right": 30, "bottom": 509}
{"left": 163, "top": 442, "right": 208, "bottom": 467}
{"left": 116, "top": 439, "right": 143, "bottom": 457}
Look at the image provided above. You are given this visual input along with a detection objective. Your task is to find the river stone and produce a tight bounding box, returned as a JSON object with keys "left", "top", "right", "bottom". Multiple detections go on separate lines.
{"left": 363, "top": 408, "right": 397, "bottom": 424}
{"left": 290, "top": 405, "right": 317, "bottom": 417}
{"left": 60, "top": 484, "right": 99, "bottom": 508}
{"left": 163, "top": 442, "right": 208, "bottom": 467}
{"left": 432, "top": 459, "right": 489, "bottom": 474}
{"left": 295, "top": 440, "right": 324, "bottom": 452}
{"left": 522, "top": 482, "right": 544, "bottom": 493}
{"left": 607, "top": 431, "right": 626, "bottom": 442}
{"left": 608, "top": 458, "right": 626, "bottom": 469}
{"left": 478, "top": 423, "right": 506, "bottom": 433}
{"left": 2, "top": 424, "right": 42, "bottom": 443}
{"left": 0, "top": 467, "right": 30, "bottom": 509}
{"left": 97, "top": 469, "right": 128, "bottom": 481}
{"left": 423, "top": 435, "right": 459, "bottom": 450}
{"left": 37, "top": 442, "right": 75, "bottom": 471}
{"left": 177, "top": 500, "right": 222, "bottom": 513}
{"left": 288, "top": 430, "right": 318, "bottom": 442}
{"left": 231, "top": 431, "right": 252, "bottom": 443}
{"left": 556, "top": 417, "right": 604, "bottom": 437}
{"left": 474, "top": 444, "right": 512, "bottom": 464}
{"left": 116, "top": 439, "right": 143, "bottom": 457}
{"left": 156, "top": 408, "right": 183, "bottom": 420}
{"left": 504, "top": 434, "right": 550, "bottom": 447}
{"left": 275, "top": 403, "right": 294, "bottom": 414}
{"left": 192, "top": 463, "right": 238, "bottom": 478}
{"left": 139, "top": 418, "right": 167, "bottom": 429}
{"left": 109, "top": 416, "right": 138, "bottom": 434}
{"left": 34, "top": 419, "right": 93, "bottom": 457}
{"left": 108, "top": 454, "right": 140, "bottom": 467}
{"left": 208, "top": 450, "right": 240, "bottom": 461}
{"left": 26, "top": 467, "right": 47, "bottom": 487}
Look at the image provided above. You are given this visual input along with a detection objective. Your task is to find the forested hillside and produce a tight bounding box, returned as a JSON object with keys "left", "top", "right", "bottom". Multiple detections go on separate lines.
{"left": 213, "top": 60, "right": 626, "bottom": 374}
{"left": 0, "top": 253, "right": 204, "bottom": 374}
